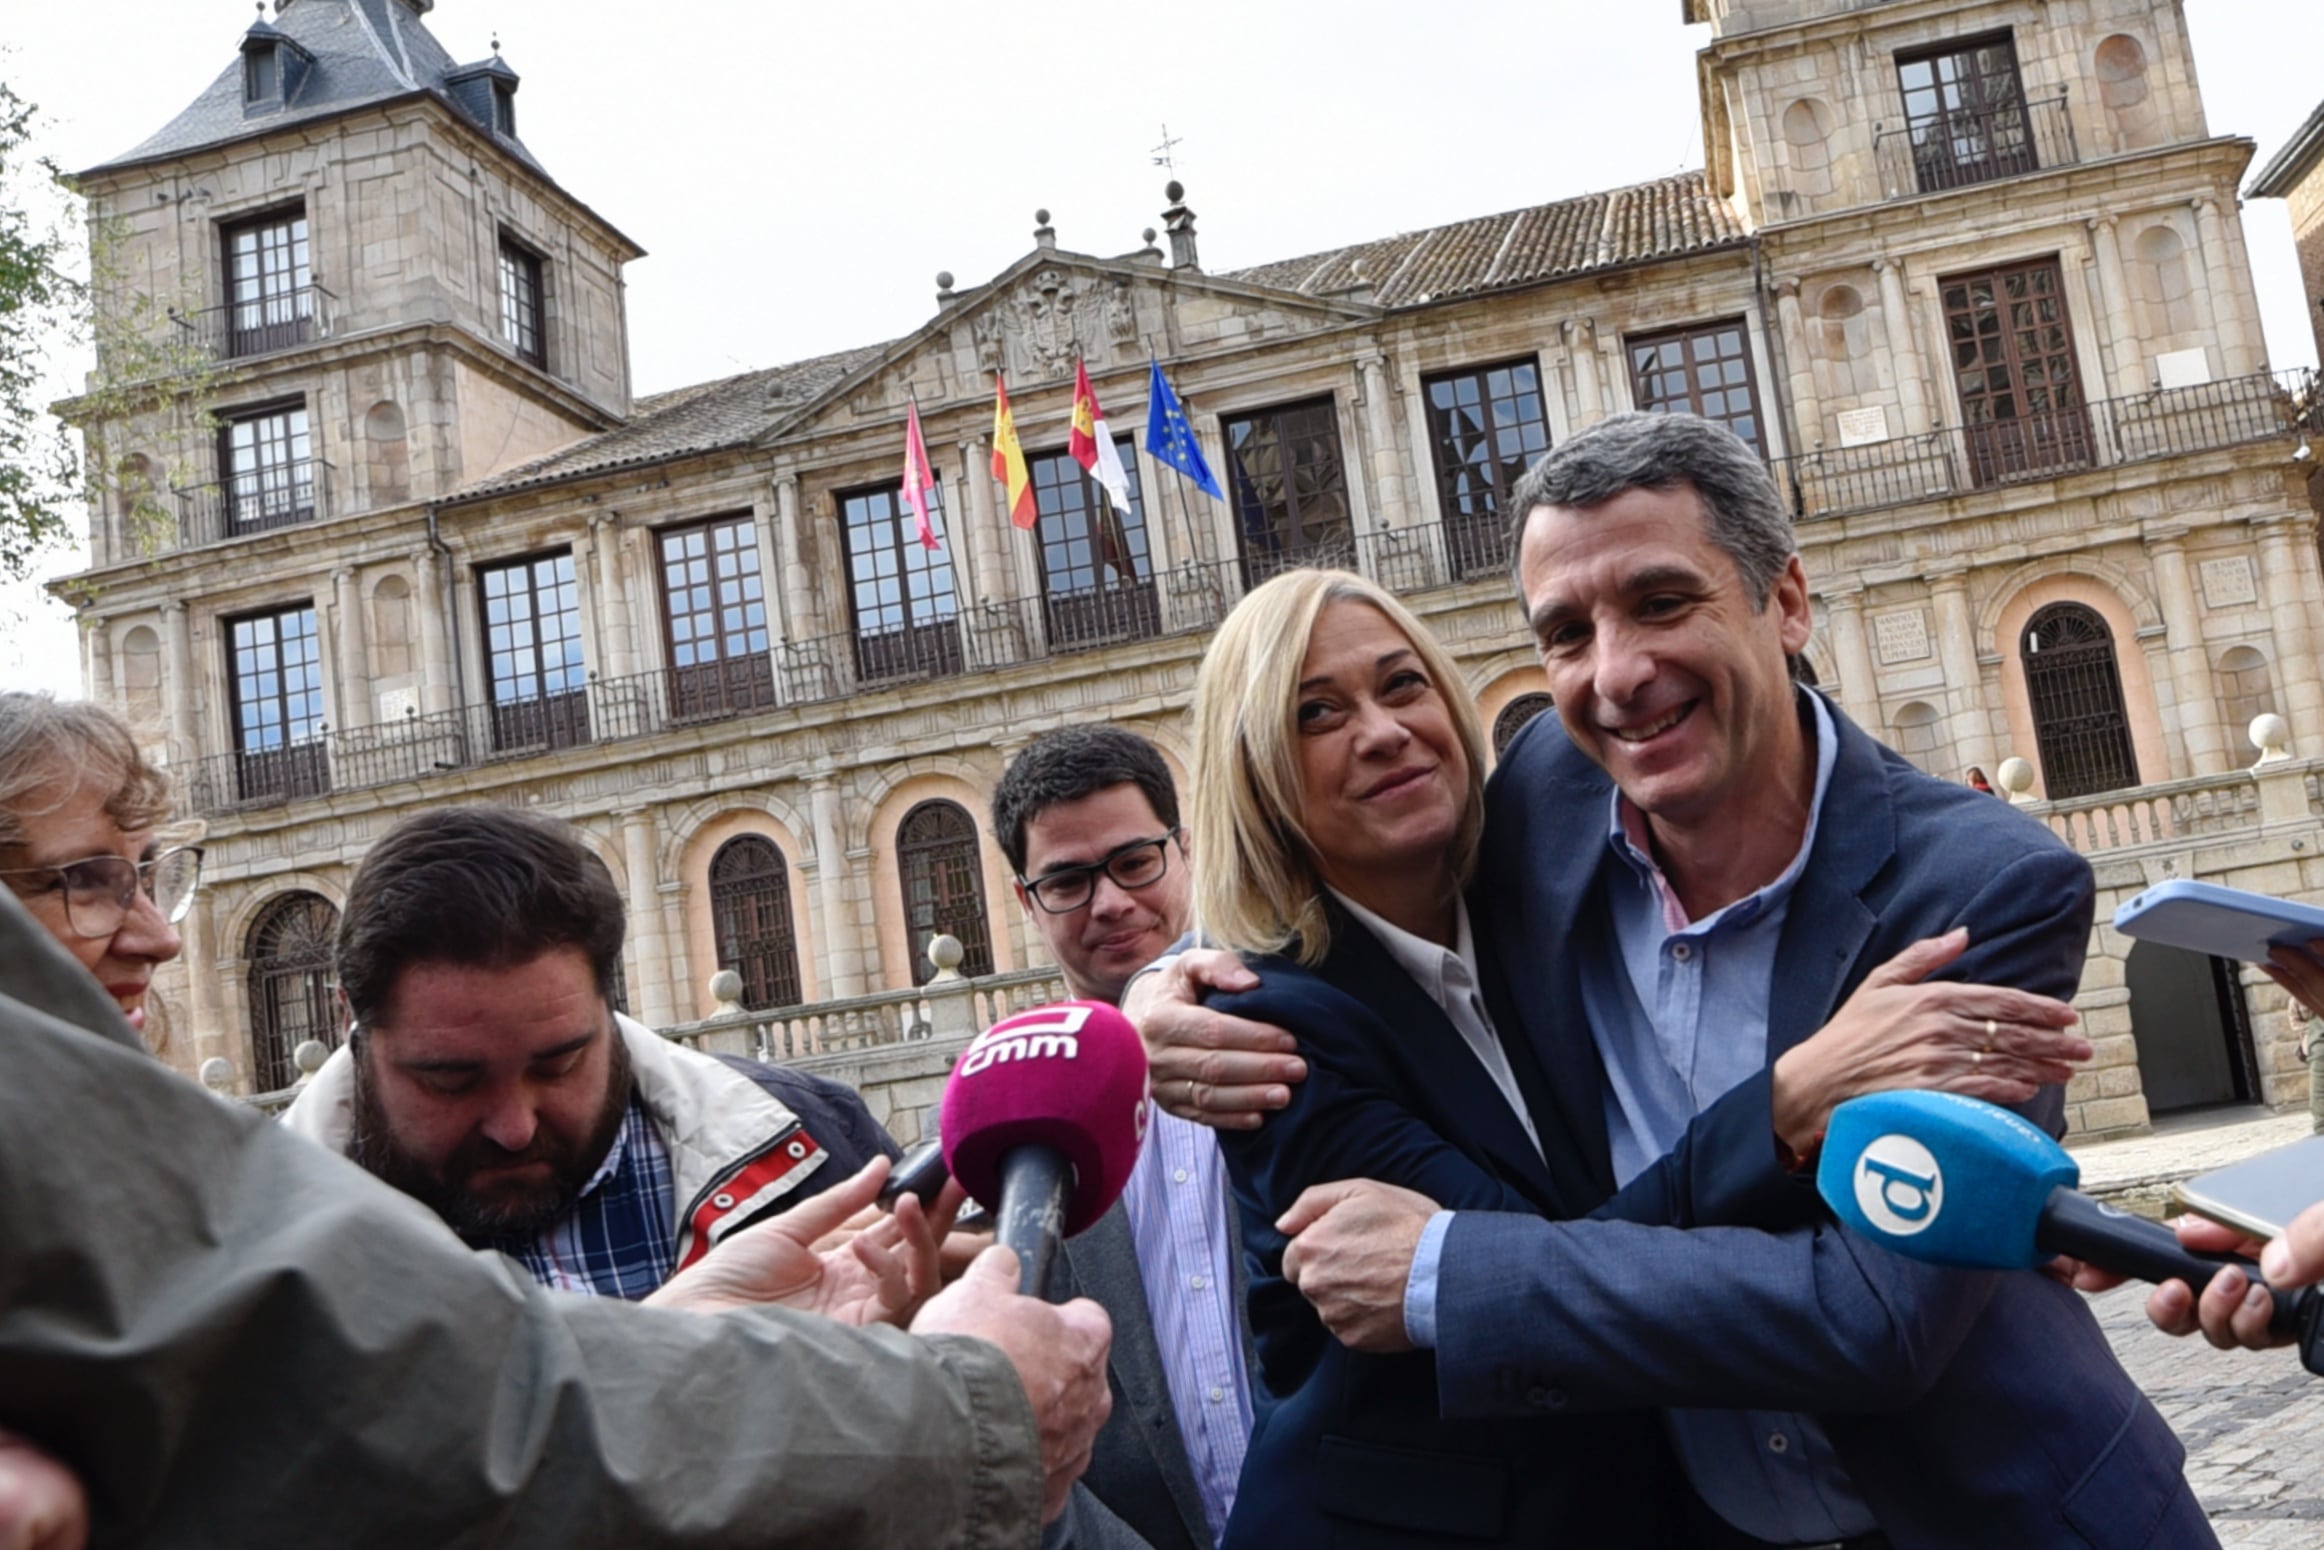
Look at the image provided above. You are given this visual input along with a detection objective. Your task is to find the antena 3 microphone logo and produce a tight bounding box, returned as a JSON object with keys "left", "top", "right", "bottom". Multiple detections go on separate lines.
{"left": 1854, "top": 1133, "right": 1944, "bottom": 1237}
{"left": 958, "top": 1004, "right": 1091, "bottom": 1076}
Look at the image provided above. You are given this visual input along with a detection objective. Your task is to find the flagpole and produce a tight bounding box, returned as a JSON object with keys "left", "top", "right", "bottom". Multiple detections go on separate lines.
{"left": 1148, "top": 341, "right": 1211, "bottom": 591}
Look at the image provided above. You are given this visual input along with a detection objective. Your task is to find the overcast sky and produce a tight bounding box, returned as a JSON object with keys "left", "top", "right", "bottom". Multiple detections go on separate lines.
{"left": 4, "top": 0, "right": 2319, "bottom": 697}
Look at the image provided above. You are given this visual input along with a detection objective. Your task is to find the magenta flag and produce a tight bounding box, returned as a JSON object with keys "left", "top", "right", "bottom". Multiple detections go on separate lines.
{"left": 901, "top": 398, "right": 941, "bottom": 551}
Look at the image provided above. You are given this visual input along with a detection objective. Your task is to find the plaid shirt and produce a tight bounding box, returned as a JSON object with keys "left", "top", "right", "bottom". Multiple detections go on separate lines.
{"left": 484, "top": 1093, "right": 676, "bottom": 1300}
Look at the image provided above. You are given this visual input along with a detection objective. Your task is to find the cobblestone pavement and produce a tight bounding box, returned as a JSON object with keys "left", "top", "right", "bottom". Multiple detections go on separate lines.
{"left": 2070, "top": 1107, "right": 2324, "bottom": 1545}
{"left": 2096, "top": 1283, "right": 2324, "bottom": 1545}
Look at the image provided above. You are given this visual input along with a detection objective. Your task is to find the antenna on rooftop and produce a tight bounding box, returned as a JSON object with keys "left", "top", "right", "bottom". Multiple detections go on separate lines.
{"left": 1150, "top": 123, "right": 1183, "bottom": 173}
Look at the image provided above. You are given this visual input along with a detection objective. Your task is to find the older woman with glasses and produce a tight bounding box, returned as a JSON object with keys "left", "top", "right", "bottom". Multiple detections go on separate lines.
{"left": 0, "top": 692, "right": 199, "bottom": 1043}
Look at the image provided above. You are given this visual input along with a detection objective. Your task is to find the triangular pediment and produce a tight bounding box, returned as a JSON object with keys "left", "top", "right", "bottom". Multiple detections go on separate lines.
{"left": 757, "top": 249, "right": 1380, "bottom": 446}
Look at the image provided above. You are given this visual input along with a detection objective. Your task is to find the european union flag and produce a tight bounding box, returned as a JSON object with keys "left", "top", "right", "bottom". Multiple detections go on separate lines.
{"left": 1143, "top": 358, "right": 1224, "bottom": 502}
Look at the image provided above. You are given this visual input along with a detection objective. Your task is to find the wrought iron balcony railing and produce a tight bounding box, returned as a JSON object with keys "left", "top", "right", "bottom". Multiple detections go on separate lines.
{"left": 1874, "top": 90, "right": 2076, "bottom": 199}
{"left": 171, "top": 458, "right": 333, "bottom": 548}
{"left": 177, "top": 514, "right": 1524, "bottom": 818}
{"left": 1771, "top": 369, "right": 2315, "bottom": 524}
{"left": 169, "top": 284, "right": 335, "bottom": 361}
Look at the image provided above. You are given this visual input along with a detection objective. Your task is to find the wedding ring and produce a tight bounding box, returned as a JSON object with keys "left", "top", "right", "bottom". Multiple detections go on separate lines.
{"left": 1972, "top": 1049, "right": 1985, "bottom": 1070}
{"left": 1984, "top": 1017, "right": 1998, "bottom": 1052}
{"left": 1185, "top": 1078, "right": 1199, "bottom": 1110}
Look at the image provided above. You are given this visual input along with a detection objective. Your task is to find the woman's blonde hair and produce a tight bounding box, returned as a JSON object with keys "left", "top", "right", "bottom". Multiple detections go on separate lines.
{"left": 0, "top": 692, "right": 172, "bottom": 860}
{"left": 1188, "top": 568, "right": 1487, "bottom": 966}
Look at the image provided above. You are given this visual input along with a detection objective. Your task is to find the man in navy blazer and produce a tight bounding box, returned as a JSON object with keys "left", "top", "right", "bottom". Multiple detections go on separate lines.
{"left": 1143, "top": 413, "right": 2211, "bottom": 1548}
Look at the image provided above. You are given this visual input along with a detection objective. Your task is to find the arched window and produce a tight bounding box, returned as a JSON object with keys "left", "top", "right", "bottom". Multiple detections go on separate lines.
{"left": 2021, "top": 602, "right": 2138, "bottom": 798}
{"left": 710, "top": 834, "right": 803, "bottom": 1010}
{"left": 1492, "top": 693, "right": 1555, "bottom": 757}
{"left": 897, "top": 800, "right": 993, "bottom": 984}
{"left": 246, "top": 891, "right": 340, "bottom": 1092}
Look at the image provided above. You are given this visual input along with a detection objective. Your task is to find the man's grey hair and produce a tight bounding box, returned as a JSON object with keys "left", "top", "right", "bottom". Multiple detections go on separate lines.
{"left": 1505, "top": 412, "right": 1797, "bottom": 607}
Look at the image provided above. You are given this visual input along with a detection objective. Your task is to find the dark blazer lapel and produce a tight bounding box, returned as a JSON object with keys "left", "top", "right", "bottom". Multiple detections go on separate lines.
{"left": 1063, "top": 1203, "right": 1211, "bottom": 1547}
{"left": 1319, "top": 907, "right": 1565, "bottom": 1211}
{"left": 1765, "top": 699, "right": 1898, "bottom": 1060}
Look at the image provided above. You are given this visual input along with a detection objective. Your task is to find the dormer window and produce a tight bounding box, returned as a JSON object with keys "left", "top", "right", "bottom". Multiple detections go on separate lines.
{"left": 492, "top": 82, "right": 517, "bottom": 137}
{"left": 245, "top": 45, "right": 279, "bottom": 107}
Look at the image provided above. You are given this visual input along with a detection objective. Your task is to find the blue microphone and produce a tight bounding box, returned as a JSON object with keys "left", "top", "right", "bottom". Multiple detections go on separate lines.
{"left": 1816, "top": 1092, "right": 2313, "bottom": 1346}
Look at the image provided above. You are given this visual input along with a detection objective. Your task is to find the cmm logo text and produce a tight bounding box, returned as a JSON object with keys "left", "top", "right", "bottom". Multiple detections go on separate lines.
{"left": 959, "top": 1004, "right": 1092, "bottom": 1076}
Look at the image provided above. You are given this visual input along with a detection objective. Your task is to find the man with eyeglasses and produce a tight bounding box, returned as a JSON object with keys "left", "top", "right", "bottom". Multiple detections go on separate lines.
{"left": 991, "top": 728, "right": 1253, "bottom": 1550}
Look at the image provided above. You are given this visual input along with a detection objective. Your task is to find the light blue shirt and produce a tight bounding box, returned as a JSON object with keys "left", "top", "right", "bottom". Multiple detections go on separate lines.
{"left": 1412, "top": 692, "right": 1875, "bottom": 1546}
{"left": 1118, "top": 1108, "right": 1252, "bottom": 1544}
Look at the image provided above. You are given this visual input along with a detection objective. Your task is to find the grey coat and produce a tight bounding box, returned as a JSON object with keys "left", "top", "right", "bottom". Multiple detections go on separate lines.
{"left": 0, "top": 886, "right": 1046, "bottom": 1549}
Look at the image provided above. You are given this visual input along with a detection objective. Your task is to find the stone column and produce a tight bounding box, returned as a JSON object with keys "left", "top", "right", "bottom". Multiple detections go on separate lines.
{"left": 1819, "top": 582, "right": 1880, "bottom": 728}
{"left": 1875, "top": 259, "right": 1933, "bottom": 436}
{"left": 2086, "top": 217, "right": 2140, "bottom": 399}
{"left": 1927, "top": 566, "right": 1996, "bottom": 776}
{"left": 773, "top": 475, "right": 814, "bottom": 648}
{"left": 620, "top": 807, "right": 675, "bottom": 1028}
{"left": 2254, "top": 515, "right": 2324, "bottom": 738}
{"left": 161, "top": 600, "right": 200, "bottom": 763}
{"left": 181, "top": 893, "right": 227, "bottom": 1069}
{"left": 2144, "top": 526, "right": 2226, "bottom": 775}
{"left": 1566, "top": 320, "right": 1603, "bottom": 426}
{"left": 811, "top": 777, "right": 867, "bottom": 998}
{"left": 592, "top": 516, "right": 637, "bottom": 679}
{"left": 1773, "top": 279, "right": 1822, "bottom": 450}
{"left": 961, "top": 439, "right": 1008, "bottom": 608}
{"left": 84, "top": 616, "right": 114, "bottom": 710}
{"left": 1598, "top": 332, "right": 1631, "bottom": 414}
{"left": 1357, "top": 355, "right": 1410, "bottom": 529}
{"left": 413, "top": 545, "right": 454, "bottom": 715}
{"left": 332, "top": 566, "right": 370, "bottom": 729}
{"left": 2192, "top": 198, "right": 2257, "bottom": 379}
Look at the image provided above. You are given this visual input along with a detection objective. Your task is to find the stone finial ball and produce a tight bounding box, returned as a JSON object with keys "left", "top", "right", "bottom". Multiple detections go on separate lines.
{"left": 199, "top": 1056, "right": 237, "bottom": 1091}
{"left": 935, "top": 270, "right": 954, "bottom": 290}
{"left": 928, "top": 933, "right": 965, "bottom": 973}
{"left": 1034, "top": 208, "right": 1051, "bottom": 225}
{"left": 1142, "top": 227, "right": 1158, "bottom": 244}
{"left": 1165, "top": 180, "right": 1184, "bottom": 202}
{"left": 293, "top": 1039, "right": 331, "bottom": 1076}
{"left": 709, "top": 968, "right": 745, "bottom": 1006}
{"left": 2251, "top": 712, "right": 2290, "bottom": 754}
{"left": 1995, "top": 757, "right": 2036, "bottom": 795}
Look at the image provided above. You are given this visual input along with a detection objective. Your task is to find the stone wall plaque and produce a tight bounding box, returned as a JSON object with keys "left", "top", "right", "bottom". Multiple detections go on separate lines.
{"left": 377, "top": 686, "right": 418, "bottom": 721}
{"left": 1835, "top": 405, "right": 1890, "bottom": 448}
{"left": 1873, "top": 608, "right": 1932, "bottom": 665}
{"left": 2198, "top": 556, "right": 2257, "bottom": 610}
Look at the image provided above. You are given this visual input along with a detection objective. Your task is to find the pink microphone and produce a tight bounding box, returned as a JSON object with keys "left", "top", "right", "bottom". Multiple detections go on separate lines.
{"left": 940, "top": 1001, "right": 1151, "bottom": 1295}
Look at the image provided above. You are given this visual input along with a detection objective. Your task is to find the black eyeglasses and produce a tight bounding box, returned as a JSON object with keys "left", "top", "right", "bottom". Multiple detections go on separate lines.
{"left": 0, "top": 845, "right": 204, "bottom": 939}
{"left": 1020, "top": 831, "right": 1182, "bottom": 914}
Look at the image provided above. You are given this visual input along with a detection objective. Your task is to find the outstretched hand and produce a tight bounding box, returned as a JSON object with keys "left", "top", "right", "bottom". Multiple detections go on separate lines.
{"left": 645, "top": 1156, "right": 965, "bottom": 1327}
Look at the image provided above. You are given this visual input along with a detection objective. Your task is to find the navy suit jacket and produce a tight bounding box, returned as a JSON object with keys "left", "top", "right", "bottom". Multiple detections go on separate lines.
{"left": 1434, "top": 695, "right": 2213, "bottom": 1550}
{"left": 1209, "top": 902, "right": 1704, "bottom": 1549}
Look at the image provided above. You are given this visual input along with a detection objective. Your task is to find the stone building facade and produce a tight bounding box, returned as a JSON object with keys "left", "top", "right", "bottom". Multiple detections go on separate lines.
{"left": 55, "top": 0, "right": 2324, "bottom": 1135}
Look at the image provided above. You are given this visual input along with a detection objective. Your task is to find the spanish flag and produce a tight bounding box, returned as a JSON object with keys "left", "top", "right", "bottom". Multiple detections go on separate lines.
{"left": 990, "top": 376, "right": 1036, "bottom": 530}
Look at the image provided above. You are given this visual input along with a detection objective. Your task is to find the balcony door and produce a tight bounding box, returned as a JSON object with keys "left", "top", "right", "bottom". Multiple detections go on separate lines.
{"left": 1897, "top": 34, "right": 2035, "bottom": 193}
{"left": 228, "top": 604, "right": 328, "bottom": 802}
{"left": 219, "top": 402, "right": 316, "bottom": 535}
{"left": 839, "top": 485, "right": 963, "bottom": 684}
{"left": 222, "top": 206, "right": 312, "bottom": 357}
{"left": 1029, "top": 442, "right": 1157, "bottom": 650}
{"left": 1223, "top": 398, "right": 1352, "bottom": 587}
{"left": 658, "top": 515, "right": 776, "bottom": 720}
{"left": 1942, "top": 259, "right": 2093, "bottom": 485}
{"left": 479, "top": 551, "right": 590, "bottom": 752}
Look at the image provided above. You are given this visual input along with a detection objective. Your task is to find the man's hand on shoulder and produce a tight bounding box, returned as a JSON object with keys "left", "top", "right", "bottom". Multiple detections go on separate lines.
{"left": 1277, "top": 1179, "right": 1440, "bottom": 1354}
{"left": 913, "top": 1245, "right": 1114, "bottom": 1525}
{"left": 1126, "top": 948, "right": 1304, "bottom": 1130}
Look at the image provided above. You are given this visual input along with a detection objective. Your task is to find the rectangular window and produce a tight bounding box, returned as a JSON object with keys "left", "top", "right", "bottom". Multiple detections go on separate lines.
{"left": 1940, "top": 257, "right": 2093, "bottom": 485}
{"left": 244, "top": 47, "right": 279, "bottom": 106}
{"left": 479, "top": 551, "right": 590, "bottom": 752}
{"left": 1626, "top": 320, "right": 1766, "bottom": 455}
{"left": 218, "top": 401, "right": 316, "bottom": 535}
{"left": 838, "top": 484, "right": 963, "bottom": 683}
{"left": 1027, "top": 440, "right": 1158, "bottom": 648}
{"left": 228, "top": 605, "right": 329, "bottom": 802}
{"left": 1423, "top": 359, "right": 1551, "bottom": 577}
{"left": 221, "top": 206, "right": 311, "bottom": 357}
{"left": 493, "top": 83, "right": 518, "bottom": 137}
{"left": 1222, "top": 397, "right": 1351, "bottom": 586}
{"left": 658, "top": 515, "right": 775, "bottom": 720}
{"left": 1897, "top": 33, "right": 2035, "bottom": 193}
{"left": 499, "top": 237, "right": 546, "bottom": 367}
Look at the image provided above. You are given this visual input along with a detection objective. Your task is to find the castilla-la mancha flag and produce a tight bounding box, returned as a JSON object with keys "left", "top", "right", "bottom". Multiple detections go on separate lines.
{"left": 990, "top": 376, "right": 1036, "bottom": 530}
{"left": 1068, "top": 359, "right": 1134, "bottom": 516}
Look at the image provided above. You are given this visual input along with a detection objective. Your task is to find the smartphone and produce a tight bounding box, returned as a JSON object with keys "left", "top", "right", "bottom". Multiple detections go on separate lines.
{"left": 2169, "top": 1134, "right": 2324, "bottom": 1240}
{"left": 877, "top": 1137, "right": 951, "bottom": 1212}
{"left": 2111, "top": 879, "right": 2324, "bottom": 965}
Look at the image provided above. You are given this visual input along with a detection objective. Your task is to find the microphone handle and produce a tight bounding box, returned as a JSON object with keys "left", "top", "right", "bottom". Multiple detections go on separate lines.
{"left": 995, "top": 1144, "right": 1074, "bottom": 1299}
{"left": 2037, "top": 1186, "right": 2305, "bottom": 1337}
